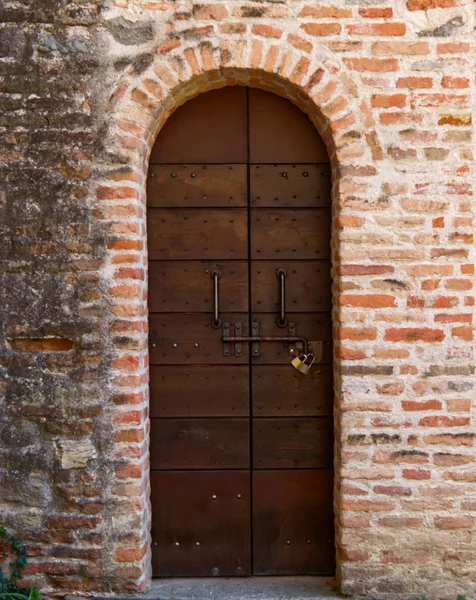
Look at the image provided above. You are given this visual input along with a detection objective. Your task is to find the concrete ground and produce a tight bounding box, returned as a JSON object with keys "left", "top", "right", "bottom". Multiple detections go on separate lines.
{"left": 90, "top": 577, "right": 341, "bottom": 600}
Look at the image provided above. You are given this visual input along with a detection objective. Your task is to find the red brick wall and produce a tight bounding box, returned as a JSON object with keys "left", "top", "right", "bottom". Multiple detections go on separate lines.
{"left": 0, "top": 0, "right": 474, "bottom": 597}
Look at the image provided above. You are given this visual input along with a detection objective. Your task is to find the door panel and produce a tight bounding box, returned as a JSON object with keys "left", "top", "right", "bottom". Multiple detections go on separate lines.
{"left": 249, "top": 89, "right": 329, "bottom": 164}
{"left": 252, "top": 365, "right": 333, "bottom": 417}
{"left": 150, "top": 419, "right": 250, "bottom": 470}
{"left": 148, "top": 164, "right": 247, "bottom": 208}
{"left": 149, "top": 87, "right": 334, "bottom": 578}
{"left": 148, "top": 209, "right": 248, "bottom": 260}
{"left": 149, "top": 261, "right": 248, "bottom": 313}
{"left": 150, "top": 366, "right": 249, "bottom": 418}
{"left": 149, "top": 314, "right": 249, "bottom": 365}
{"left": 251, "top": 261, "right": 332, "bottom": 313}
{"left": 251, "top": 209, "right": 331, "bottom": 260}
{"left": 150, "top": 87, "right": 248, "bottom": 164}
{"left": 151, "top": 471, "right": 251, "bottom": 576}
{"left": 252, "top": 417, "right": 334, "bottom": 469}
{"left": 250, "top": 165, "right": 331, "bottom": 208}
{"left": 252, "top": 470, "right": 335, "bottom": 575}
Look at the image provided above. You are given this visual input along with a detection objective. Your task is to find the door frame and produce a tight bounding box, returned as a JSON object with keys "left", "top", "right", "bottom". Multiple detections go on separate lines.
{"left": 102, "top": 46, "right": 373, "bottom": 593}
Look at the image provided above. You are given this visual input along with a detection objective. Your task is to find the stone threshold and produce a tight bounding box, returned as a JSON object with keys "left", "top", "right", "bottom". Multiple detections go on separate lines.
{"left": 78, "top": 576, "right": 341, "bottom": 600}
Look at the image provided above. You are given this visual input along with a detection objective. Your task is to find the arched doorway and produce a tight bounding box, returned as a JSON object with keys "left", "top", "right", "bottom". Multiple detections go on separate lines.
{"left": 147, "top": 86, "right": 334, "bottom": 577}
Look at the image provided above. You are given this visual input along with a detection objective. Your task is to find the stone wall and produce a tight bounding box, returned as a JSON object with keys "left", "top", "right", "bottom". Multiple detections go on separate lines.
{"left": 0, "top": 0, "right": 474, "bottom": 597}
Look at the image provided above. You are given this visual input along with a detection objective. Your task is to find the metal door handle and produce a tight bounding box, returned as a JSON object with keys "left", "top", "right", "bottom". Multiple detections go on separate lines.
{"left": 211, "top": 269, "right": 221, "bottom": 328}
{"left": 276, "top": 268, "right": 287, "bottom": 327}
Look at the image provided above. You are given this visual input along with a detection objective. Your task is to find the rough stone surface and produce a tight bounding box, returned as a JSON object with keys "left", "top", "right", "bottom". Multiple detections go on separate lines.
{"left": 57, "top": 439, "right": 97, "bottom": 469}
{"left": 82, "top": 577, "right": 339, "bottom": 600}
{"left": 0, "top": 0, "right": 475, "bottom": 598}
{"left": 104, "top": 17, "right": 156, "bottom": 46}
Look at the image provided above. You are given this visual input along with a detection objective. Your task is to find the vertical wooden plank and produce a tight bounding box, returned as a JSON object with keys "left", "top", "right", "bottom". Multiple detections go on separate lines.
{"left": 253, "top": 470, "right": 335, "bottom": 575}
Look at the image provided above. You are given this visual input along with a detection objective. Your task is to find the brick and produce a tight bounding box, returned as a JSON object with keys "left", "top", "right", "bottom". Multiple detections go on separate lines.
{"left": 341, "top": 516, "right": 370, "bottom": 528}
{"left": 338, "top": 265, "right": 394, "bottom": 276}
{"left": 384, "top": 328, "right": 444, "bottom": 343}
{"left": 115, "top": 464, "right": 142, "bottom": 479}
{"left": 375, "top": 383, "right": 406, "bottom": 398}
{"left": 382, "top": 550, "right": 431, "bottom": 564}
{"left": 434, "top": 453, "right": 473, "bottom": 466}
{"left": 407, "top": 0, "right": 455, "bottom": 9}
{"left": 48, "top": 517, "right": 101, "bottom": 530}
{"left": 442, "top": 76, "right": 469, "bottom": 89}
{"left": 344, "top": 57, "right": 398, "bottom": 72}
{"left": 251, "top": 24, "right": 282, "bottom": 38}
{"left": 8, "top": 338, "right": 74, "bottom": 352}
{"left": 402, "top": 400, "right": 442, "bottom": 411}
{"left": 341, "top": 500, "right": 395, "bottom": 512}
{"left": 420, "top": 416, "right": 470, "bottom": 427}
{"left": 447, "top": 398, "right": 471, "bottom": 412}
{"left": 299, "top": 7, "right": 352, "bottom": 18}
{"left": 371, "top": 94, "right": 407, "bottom": 109}
{"left": 359, "top": 8, "right": 393, "bottom": 18}
{"left": 371, "top": 41, "right": 429, "bottom": 55}
{"left": 301, "top": 23, "right": 342, "bottom": 37}
{"left": 287, "top": 33, "right": 312, "bottom": 53}
{"left": 374, "top": 485, "right": 412, "bottom": 496}
{"left": 403, "top": 469, "right": 431, "bottom": 480}
{"left": 437, "top": 42, "right": 470, "bottom": 54}
{"left": 111, "top": 356, "right": 140, "bottom": 372}
{"left": 434, "top": 516, "right": 474, "bottom": 530}
{"left": 193, "top": 4, "right": 228, "bottom": 20}
{"left": 348, "top": 23, "right": 406, "bottom": 36}
{"left": 397, "top": 76, "right": 432, "bottom": 89}
{"left": 115, "top": 545, "right": 147, "bottom": 563}
{"left": 340, "top": 294, "right": 396, "bottom": 308}
{"left": 97, "top": 186, "right": 136, "bottom": 200}
{"left": 379, "top": 516, "right": 423, "bottom": 527}
{"left": 338, "top": 327, "right": 377, "bottom": 341}
{"left": 438, "top": 114, "right": 471, "bottom": 126}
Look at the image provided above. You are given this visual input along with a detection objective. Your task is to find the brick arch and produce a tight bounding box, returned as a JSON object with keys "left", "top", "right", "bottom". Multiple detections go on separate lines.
{"left": 112, "top": 37, "right": 376, "bottom": 168}
{"left": 100, "top": 36, "right": 379, "bottom": 594}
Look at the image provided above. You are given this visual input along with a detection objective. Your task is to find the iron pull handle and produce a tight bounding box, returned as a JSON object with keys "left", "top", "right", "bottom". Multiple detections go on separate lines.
{"left": 276, "top": 268, "right": 287, "bottom": 327}
{"left": 211, "top": 269, "right": 222, "bottom": 328}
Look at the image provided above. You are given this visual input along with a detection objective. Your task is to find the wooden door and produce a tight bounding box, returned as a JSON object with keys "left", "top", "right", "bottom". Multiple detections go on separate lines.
{"left": 148, "top": 87, "right": 334, "bottom": 577}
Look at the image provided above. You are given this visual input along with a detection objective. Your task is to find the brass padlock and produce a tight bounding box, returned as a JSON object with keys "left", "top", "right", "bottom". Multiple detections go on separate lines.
{"left": 291, "top": 352, "right": 315, "bottom": 375}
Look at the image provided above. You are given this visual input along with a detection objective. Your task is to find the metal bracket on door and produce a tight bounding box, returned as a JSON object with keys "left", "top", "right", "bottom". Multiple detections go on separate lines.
{"left": 221, "top": 321, "right": 319, "bottom": 359}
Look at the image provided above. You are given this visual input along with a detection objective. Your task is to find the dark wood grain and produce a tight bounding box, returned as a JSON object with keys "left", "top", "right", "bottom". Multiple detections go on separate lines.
{"left": 149, "top": 261, "right": 248, "bottom": 313}
{"left": 250, "top": 164, "right": 331, "bottom": 208}
{"left": 152, "top": 471, "right": 251, "bottom": 576}
{"left": 148, "top": 164, "right": 247, "bottom": 207}
{"left": 150, "top": 87, "right": 248, "bottom": 164}
{"left": 249, "top": 89, "right": 329, "bottom": 164}
{"left": 253, "top": 417, "right": 333, "bottom": 469}
{"left": 251, "top": 209, "right": 331, "bottom": 260}
{"left": 148, "top": 209, "right": 248, "bottom": 260}
{"left": 148, "top": 86, "right": 335, "bottom": 578}
{"left": 251, "top": 260, "right": 331, "bottom": 313}
{"left": 150, "top": 366, "right": 249, "bottom": 418}
{"left": 150, "top": 419, "right": 250, "bottom": 469}
{"left": 253, "top": 470, "right": 335, "bottom": 575}
{"left": 252, "top": 365, "right": 333, "bottom": 417}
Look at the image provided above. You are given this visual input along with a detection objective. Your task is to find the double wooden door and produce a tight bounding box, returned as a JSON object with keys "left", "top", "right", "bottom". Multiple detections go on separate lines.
{"left": 148, "top": 87, "right": 334, "bottom": 577}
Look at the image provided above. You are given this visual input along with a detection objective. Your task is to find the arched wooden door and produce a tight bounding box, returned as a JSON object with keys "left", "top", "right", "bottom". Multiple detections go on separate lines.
{"left": 147, "top": 87, "right": 334, "bottom": 577}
